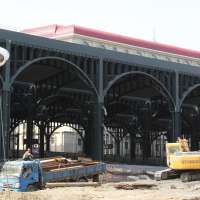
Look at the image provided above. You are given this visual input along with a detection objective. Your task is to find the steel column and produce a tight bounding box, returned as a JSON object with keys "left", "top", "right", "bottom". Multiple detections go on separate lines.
{"left": 173, "top": 71, "right": 181, "bottom": 140}
{"left": 173, "top": 111, "right": 181, "bottom": 140}
{"left": 115, "top": 138, "right": 120, "bottom": 157}
{"left": 92, "top": 58, "right": 104, "bottom": 160}
{"left": 2, "top": 90, "right": 11, "bottom": 159}
{"left": 93, "top": 101, "right": 104, "bottom": 160}
{"left": 0, "top": 92, "right": 3, "bottom": 160}
{"left": 46, "top": 124, "right": 50, "bottom": 152}
{"left": 130, "top": 133, "right": 136, "bottom": 160}
{"left": 190, "top": 119, "right": 199, "bottom": 151}
{"left": 26, "top": 119, "right": 33, "bottom": 149}
{"left": 1, "top": 40, "right": 11, "bottom": 159}
{"left": 142, "top": 105, "right": 152, "bottom": 159}
{"left": 39, "top": 123, "right": 45, "bottom": 158}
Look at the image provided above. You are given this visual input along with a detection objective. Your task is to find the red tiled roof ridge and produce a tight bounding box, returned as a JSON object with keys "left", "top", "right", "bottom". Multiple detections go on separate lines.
{"left": 22, "top": 24, "right": 200, "bottom": 59}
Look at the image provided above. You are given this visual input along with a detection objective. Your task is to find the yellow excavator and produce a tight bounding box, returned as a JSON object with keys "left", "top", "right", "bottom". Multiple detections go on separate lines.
{"left": 155, "top": 137, "right": 200, "bottom": 182}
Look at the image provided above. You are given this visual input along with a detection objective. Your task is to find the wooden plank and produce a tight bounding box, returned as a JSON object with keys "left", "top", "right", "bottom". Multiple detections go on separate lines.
{"left": 50, "top": 165, "right": 83, "bottom": 172}
{"left": 46, "top": 182, "right": 101, "bottom": 188}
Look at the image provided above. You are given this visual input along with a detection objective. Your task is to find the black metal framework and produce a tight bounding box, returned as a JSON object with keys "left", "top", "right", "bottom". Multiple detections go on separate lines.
{"left": 1, "top": 28, "right": 200, "bottom": 163}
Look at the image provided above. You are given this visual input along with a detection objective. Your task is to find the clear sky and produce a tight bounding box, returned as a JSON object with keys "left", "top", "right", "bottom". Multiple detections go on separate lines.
{"left": 0, "top": 0, "right": 200, "bottom": 51}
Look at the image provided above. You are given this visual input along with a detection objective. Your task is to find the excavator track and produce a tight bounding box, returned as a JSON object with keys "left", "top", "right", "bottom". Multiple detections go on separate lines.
{"left": 155, "top": 169, "right": 200, "bottom": 182}
{"left": 154, "top": 168, "right": 179, "bottom": 181}
{"left": 180, "top": 171, "right": 200, "bottom": 182}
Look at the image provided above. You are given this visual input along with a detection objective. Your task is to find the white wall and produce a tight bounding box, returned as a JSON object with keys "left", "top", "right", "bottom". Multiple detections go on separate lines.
{"left": 50, "top": 130, "right": 83, "bottom": 153}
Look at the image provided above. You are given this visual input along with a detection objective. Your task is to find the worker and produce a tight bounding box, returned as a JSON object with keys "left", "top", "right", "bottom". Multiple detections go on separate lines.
{"left": 22, "top": 148, "right": 33, "bottom": 161}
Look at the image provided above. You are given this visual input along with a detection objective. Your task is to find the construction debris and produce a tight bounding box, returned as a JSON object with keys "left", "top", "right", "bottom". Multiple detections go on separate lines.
{"left": 46, "top": 182, "right": 101, "bottom": 188}
{"left": 40, "top": 156, "right": 98, "bottom": 172}
{"left": 114, "top": 183, "right": 157, "bottom": 190}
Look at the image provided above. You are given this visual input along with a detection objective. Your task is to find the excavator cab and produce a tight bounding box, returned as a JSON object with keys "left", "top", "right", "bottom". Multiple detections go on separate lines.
{"left": 166, "top": 143, "right": 181, "bottom": 167}
{"left": 166, "top": 137, "right": 191, "bottom": 169}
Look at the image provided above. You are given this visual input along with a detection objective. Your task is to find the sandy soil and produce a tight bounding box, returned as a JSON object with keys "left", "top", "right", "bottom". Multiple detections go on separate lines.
{"left": 1, "top": 179, "right": 200, "bottom": 200}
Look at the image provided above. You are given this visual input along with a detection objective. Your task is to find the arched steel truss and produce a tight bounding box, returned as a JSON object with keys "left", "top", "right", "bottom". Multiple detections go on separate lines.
{"left": 1, "top": 29, "right": 200, "bottom": 163}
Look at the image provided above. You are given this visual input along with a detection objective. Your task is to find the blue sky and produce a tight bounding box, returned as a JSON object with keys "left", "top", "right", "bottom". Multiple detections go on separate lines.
{"left": 1, "top": 0, "right": 200, "bottom": 50}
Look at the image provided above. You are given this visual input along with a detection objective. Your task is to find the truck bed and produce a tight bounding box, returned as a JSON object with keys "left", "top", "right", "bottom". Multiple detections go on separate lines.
{"left": 42, "top": 162, "right": 106, "bottom": 183}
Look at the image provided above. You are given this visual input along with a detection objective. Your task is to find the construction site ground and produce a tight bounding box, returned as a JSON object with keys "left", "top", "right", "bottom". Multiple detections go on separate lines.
{"left": 1, "top": 164, "right": 200, "bottom": 200}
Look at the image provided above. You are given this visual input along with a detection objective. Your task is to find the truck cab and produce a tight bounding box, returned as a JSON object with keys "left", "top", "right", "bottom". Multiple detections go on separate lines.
{"left": 0, "top": 160, "right": 40, "bottom": 192}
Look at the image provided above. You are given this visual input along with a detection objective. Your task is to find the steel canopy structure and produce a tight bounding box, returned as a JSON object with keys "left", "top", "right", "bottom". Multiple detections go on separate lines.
{"left": 1, "top": 26, "right": 200, "bottom": 163}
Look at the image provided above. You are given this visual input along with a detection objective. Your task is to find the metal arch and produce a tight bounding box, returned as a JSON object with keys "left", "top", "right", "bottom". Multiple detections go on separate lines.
{"left": 9, "top": 120, "right": 40, "bottom": 134}
{"left": 103, "top": 70, "right": 175, "bottom": 109}
{"left": 180, "top": 83, "right": 200, "bottom": 108}
{"left": 9, "top": 119, "right": 24, "bottom": 134}
{"left": 50, "top": 123, "right": 84, "bottom": 140}
{"left": 45, "top": 113, "right": 85, "bottom": 127}
{"left": 37, "top": 94, "right": 78, "bottom": 106}
{"left": 105, "top": 123, "right": 131, "bottom": 140}
{"left": 10, "top": 56, "right": 99, "bottom": 98}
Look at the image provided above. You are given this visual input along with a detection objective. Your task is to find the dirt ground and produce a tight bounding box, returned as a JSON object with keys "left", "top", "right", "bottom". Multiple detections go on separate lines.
{"left": 1, "top": 179, "right": 200, "bottom": 200}
{"left": 1, "top": 164, "right": 200, "bottom": 200}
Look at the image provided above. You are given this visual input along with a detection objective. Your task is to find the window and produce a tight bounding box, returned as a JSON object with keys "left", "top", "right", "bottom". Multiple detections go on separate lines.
{"left": 22, "top": 167, "right": 32, "bottom": 178}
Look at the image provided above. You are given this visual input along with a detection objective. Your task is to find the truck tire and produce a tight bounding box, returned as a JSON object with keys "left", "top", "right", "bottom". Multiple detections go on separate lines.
{"left": 26, "top": 184, "right": 38, "bottom": 192}
{"left": 92, "top": 174, "right": 99, "bottom": 182}
{"left": 78, "top": 177, "right": 88, "bottom": 182}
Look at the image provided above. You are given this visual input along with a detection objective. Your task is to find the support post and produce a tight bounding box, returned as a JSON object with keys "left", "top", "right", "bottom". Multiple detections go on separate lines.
{"left": 39, "top": 123, "right": 45, "bottom": 158}
{"left": 173, "top": 111, "right": 181, "bottom": 140}
{"left": 173, "top": 71, "right": 181, "bottom": 141}
{"left": 84, "top": 121, "right": 93, "bottom": 157}
{"left": 46, "top": 135, "right": 50, "bottom": 152}
{"left": 93, "top": 100, "right": 104, "bottom": 160}
{"left": 190, "top": 119, "right": 198, "bottom": 151}
{"left": 1, "top": 89, "right": 11, "bottom": 159}
{"left": 115, "top": 138, "right": 120, "bottom": 157}
{"left": 0, "top": 97, "right": 3, "bottom": 160}
{"left": 92, "top": 57, "right": 104, "bottom": 160}
{"left": 130, "top": 133, "right": 136, "bottom": 160}
{"left": 46, "top": 125, "right": 51, "bottom": 152}
{"left": 26, "top": 119, "right": 33, "bottom": 149}
{"left": 142, "top": 104, "right": 151, "bottom": 160}
{"left": 0, "top": 40, "right": 11, "bottom": 160}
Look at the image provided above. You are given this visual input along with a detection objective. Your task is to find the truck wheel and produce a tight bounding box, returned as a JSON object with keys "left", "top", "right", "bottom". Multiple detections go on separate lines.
{"left": 26, "top": 184, "right": 38, "bottom": 192}
{"left": 93, "top": 174, "right": 99, "bottom": 182}
{"left": 78, "top": 177, "right": 88, "bottom": 182}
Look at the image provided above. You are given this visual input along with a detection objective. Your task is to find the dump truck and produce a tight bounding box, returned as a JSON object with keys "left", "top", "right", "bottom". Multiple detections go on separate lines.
{"left": 155, "top": 138, "right": 200, "bottom": 182}
{"left": 0, "top": 157, "right": 106, "bottom": 192}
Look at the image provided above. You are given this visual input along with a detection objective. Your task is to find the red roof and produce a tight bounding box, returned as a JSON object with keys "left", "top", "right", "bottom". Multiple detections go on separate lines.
{"left": 22, "top": 24, "right": 200, "bottom": 59}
